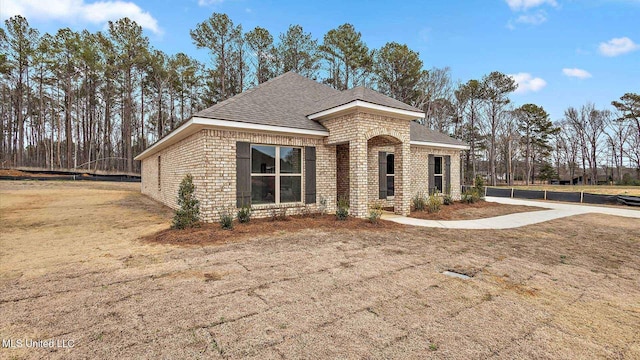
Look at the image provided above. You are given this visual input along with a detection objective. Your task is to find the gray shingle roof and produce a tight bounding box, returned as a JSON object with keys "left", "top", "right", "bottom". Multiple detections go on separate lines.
{"left": 307, "top": 86, "right": 423, "bottom": 115}
{"left": 194, "top": 71, "right": 339, "bottom": 131}
{"left": 192, "top": 71, "right": 464, "bottom": 148}
{"left": 410, "top": 121, "right": 468, "bottom": 147}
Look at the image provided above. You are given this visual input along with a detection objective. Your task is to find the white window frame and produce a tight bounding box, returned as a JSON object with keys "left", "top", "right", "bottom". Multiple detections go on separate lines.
{"left": 386, "top": 153, "right": 395, "bottom": 200}
{"left": 434, "top": 156, "right": 444, "bottom": 193}
{"left": 250, "top": 145, "right": 303, "bottom": 205}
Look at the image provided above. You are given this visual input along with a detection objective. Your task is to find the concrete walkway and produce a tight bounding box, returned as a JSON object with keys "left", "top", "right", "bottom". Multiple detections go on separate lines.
{"left": 381, "top": 196, "right": 640, "bottom": 229}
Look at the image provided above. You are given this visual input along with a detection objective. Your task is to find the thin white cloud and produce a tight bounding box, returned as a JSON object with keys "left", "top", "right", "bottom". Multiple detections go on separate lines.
{"left": 562, "top": 68, "right": 592, "bottom": 79}
{"left": 198, "top": 0, "right": 224, "bottom": 6}
{"left": 598, "top": 37, "right": 639, "bottom": 57}
{"left": 505, "top": 0, "right": 557, "bottom": 11}
{"left": 1, "top": 0, "right": 161, "bottom": 35}
{"left": 509, "top": 73, "right": 547, "bottom": 94}
{"left": 515, "top": 11, "right": 547, "bottom": 25}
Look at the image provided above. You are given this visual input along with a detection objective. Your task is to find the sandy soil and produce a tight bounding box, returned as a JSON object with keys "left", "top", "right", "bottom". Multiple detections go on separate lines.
{"left": 1, "top": 180, "right": 639, "bottom": 359}
{"left": 409, "top": 201, "right": 544, "bottom": 220}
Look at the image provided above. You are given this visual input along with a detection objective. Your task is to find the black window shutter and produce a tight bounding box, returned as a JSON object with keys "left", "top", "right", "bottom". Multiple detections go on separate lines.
{"left": 444, "top": 155, "right": 451, "bottom": 194}
{"left": 236, "top": 142, "right": 251, "bottom": 207}
{"left": 428, "top": 154, "right": 435, "bottom": 195}
{"left": 379, "top": 151, "right": 387, "bottom": 199}
{"left": 305, "top": 147, "right": 316, "bottom": 204}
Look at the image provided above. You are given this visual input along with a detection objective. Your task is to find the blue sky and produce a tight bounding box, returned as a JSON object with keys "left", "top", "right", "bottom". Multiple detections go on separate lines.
{"left": 2, "top": 0, "right": 639, "bottom": 121}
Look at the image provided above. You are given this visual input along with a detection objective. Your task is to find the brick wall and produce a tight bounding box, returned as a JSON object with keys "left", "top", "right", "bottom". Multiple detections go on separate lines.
{"left": 141, "top": 131, "right": 207, "bottom": 211}
{"left": 336, "top": 143, "right": 350, "bottom": 201}
{"left": 367, "top": 137, "right": 395, "bottom": 208}
{"left": 319, "top": 111, "right": 412, "bottom": 217}
{"left": 201, "top": 129, "right": 336, "bottom": 221}
{"left": 141, "top": 120, "right": 463, "bottom": 221}
{"left": 410, "top": 145, "right": 462, "bottom": 200}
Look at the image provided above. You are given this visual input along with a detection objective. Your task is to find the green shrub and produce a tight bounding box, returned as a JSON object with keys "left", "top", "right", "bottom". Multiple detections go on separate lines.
{"left": 461, "top": 189, "right": 482, "bottom": 204}
{"left": 336, "top": 196, "right": 349, "bottom": 220}
{"left": 618, "top": 173, "right": 640, "bottom": 186}
{"left": 474, "top": 175, "right": 486, "bottom": 199}
{"left": 443, "top": 194, "right": 453, "bottom": 205}
{"left": 368, "top": 202, "right": 383, "bottom": 224}
{"left": 171, "top": 174, "right": 200, "bottom": 229}
{"left": 219, "top": 209, "right": 234, "bottom": 230}
{"left": 427, "top": 194, "right": 442, "bottom": 213}
{"left": 237, "top": 205, "right": 251, "bottom": 223}
{"left": 412, "top": 192, "right": 428, "bottom": 211}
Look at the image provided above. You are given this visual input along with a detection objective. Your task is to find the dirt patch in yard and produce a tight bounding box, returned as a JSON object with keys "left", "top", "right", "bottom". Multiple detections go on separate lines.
{"left": 142, "top": 214, "right": 408, "bottom": 246}
{"left": 409, "top": 200, "right": 544, "bottom": 220}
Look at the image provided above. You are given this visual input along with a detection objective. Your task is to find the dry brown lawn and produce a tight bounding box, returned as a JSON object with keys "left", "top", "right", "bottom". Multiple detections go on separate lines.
{"left": 1, "top": 180, "right": 639, "bottom": 359}
{"left": 409, "top": 201, "right": 544, "bottom": 220}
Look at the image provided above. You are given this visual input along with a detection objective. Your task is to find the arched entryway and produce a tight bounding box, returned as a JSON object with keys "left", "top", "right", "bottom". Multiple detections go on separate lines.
{"left": 334, "top": 130, "right": 411, "bottom": 218}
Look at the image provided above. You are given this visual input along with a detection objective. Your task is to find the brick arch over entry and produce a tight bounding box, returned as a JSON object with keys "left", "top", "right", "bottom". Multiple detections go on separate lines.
{"left": 364, "top": 128, "right": 408, "bottom": 144}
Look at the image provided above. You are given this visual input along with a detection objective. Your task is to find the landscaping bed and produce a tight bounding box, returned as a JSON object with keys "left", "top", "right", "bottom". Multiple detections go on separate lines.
{"left": 143, "top": 214, "right": 407, "bottom": 246}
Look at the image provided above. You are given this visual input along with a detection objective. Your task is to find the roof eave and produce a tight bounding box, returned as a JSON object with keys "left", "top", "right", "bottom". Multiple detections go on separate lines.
{"left": 308, "top": 100, "right": 424, "bottom": 121}
{"left": 410, "top": 140, "right": 470, "bottom": 150}
{"left": 134, "top": 117, "right": 330, "bottom": 161}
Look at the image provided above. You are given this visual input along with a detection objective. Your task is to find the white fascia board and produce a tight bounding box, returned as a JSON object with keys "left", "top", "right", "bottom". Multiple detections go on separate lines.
{"left": 191, "top": 117, "right": 329, "bottom": 137}
{"left": 308, "top": 100, "right": 424, "bottom": 120}
{"left": 410, "top": 140, "right": 470, "bottom": 150}
{"left": 134, "top": 118, "right": 196, "bottom": 161}
{"left": 134, "top": 117, "right": 329, "bottom": 161}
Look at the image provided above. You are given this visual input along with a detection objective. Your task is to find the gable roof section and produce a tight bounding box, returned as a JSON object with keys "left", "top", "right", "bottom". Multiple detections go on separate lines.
{"left": 135, "top": 72, "right": 467, "bottom": 160}
{"left": 307, "top": 86, "right": 423, "bottom": 116}
{"left": 410, "top": 122, "right": 469, "bottom": 149}
{"left": 194, "top": 71, "right": 338, "bottom": 132}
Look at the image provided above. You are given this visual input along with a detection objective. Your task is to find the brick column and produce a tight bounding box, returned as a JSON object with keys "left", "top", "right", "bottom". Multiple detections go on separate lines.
{"left": 349, "top": 138, "right": 368, "bottom": 218}
{"left": 394, "top": 141, "right": 411, "bottom": 216}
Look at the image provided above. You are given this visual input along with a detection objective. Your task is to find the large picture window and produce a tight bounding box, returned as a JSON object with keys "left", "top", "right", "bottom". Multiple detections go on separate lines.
{"left": 251, "top": 145, "right": 302, "bottom": 204}
{"left": 434, "top": 156, "right": 443, "bottom": 193}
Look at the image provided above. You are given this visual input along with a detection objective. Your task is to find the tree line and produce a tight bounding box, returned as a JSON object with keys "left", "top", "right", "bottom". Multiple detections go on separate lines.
{"left": 1, "top": 13, "right": 638, "bottom": 184}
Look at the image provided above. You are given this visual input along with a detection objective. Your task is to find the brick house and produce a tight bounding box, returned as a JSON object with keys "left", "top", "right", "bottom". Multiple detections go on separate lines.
{"left": 135, "top": 71, "right": 468, "bottom": 221}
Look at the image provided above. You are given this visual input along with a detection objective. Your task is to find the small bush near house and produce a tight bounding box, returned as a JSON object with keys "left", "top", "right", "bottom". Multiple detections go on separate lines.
{"left": 301, "top": 205, "right": 312, "bottom": 217}
{"left": 427, "top": 194, "right": 442, "bottom": 213}
{"left": 219, "top": 209, "right": 234, "bottom": 230}
{"left": 412, "top": 192, "right": 428, "bottom": 211}
{"left": 237, "top": 205, "right": 251, "bottom": 223}
{"left": 461, "top": 189, "right": 481, "bottom": 204}
{"left": 336, "top": 196, "right": 349, "bottom": 220}
{"left": 171, "top": 174, "right": 200, "bottom": 229}
{"left": 318, "top": 196, "right": 328, "bottom": 216}
{"left": 279, "top": 207, "right": 288, "bottom": 220}
{"left": 443, "top": 194, "right": 454, "bottom": 205}
{"left": 270, "top": 207, "right": 288, "bottom": 221}
{"left": 368, "top": 202, "right": 383, "bottom": 224}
